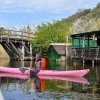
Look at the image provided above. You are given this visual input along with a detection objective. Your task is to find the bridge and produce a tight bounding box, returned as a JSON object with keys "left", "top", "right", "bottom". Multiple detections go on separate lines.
{"left": 0, "top": 28, "right": 36, "bottom": 60}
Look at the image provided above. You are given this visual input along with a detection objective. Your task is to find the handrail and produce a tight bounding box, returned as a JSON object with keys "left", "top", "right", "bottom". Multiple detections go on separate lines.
{"left": 72, "top": 47, "right": 100, "bottom": 59}
{"left": 0, "top": 29, "right": 35, "bottom": 40}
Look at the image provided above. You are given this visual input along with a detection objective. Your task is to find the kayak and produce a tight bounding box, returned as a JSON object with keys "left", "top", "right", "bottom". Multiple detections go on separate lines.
{"left": 0, "top": 66, "right": 90, "bottom": 77}
{"left": 38, "top": 69, "right": 90, "bottom": 77}
{"left": 0, "top": 72, "right": 89, "bottom": 84}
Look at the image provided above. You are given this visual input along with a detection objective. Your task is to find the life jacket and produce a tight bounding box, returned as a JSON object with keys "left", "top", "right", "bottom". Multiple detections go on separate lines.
{"left": 40, "top": 58, "right": 46, "bottom": 70}
{"left": 34, "top": 58, "right": 46, "bottom": 70}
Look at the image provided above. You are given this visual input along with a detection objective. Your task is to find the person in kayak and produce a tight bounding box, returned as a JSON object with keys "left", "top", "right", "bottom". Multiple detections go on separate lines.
{"left": 30, "top": 53, "right": 42, "bottom": 75}
{"left": 19, "top": 52, "right": 46, "bottom": 74}
{"left": 30, "top": 52, "right": 46, "bottom": 74}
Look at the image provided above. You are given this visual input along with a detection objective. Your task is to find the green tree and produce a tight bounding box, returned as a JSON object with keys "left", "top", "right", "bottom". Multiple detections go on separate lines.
{"left": 33, "top": 21, "right": 71, "bottom": 49}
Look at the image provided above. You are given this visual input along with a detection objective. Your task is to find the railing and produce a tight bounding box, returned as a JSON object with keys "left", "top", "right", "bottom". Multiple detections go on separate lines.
{"left": 72, "top": 47, "right": 100, "bottom": 60}
{"left": 0, "top": 28, "right": 35, "bottom": 41}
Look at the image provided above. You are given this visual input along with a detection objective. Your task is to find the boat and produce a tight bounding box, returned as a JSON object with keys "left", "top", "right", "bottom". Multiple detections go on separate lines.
{"left": 0, "top": 66, "right": 90, "bottom": 77}
{"left": 0, "top": 72, "right": 89, "bottom": 84}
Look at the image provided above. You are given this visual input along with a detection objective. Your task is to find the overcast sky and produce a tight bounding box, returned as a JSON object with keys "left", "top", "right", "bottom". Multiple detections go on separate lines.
{"left": 0, "top": 0, "right": 99, "bottom": 29}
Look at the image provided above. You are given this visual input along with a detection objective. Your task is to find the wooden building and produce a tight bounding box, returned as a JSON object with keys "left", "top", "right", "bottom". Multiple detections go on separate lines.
{"left": 71, "top": 30, "right": 100, "bottom": 62}
{"left": 48, "top": 43, "right": 66, "bottom": 61}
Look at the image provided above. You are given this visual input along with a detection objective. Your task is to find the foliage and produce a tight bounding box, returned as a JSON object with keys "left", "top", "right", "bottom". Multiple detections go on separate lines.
{"left": 33, "top": 21, "right": 71, "bottom": 49}
{"left": 20, "top": 25, "right": 34, "bottom": 34}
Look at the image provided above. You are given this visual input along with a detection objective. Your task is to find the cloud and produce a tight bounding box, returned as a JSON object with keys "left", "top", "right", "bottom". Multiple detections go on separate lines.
{"left": 0, "top": 0, "right": 98, "bottom": 13}
{"left": 0, "top": 0, "right": 18, "bottom": 5}
{"left": 0, "top": 0, "right": 99, "bottom": 29}
{"left": 0, "top": 0, "right": 99, "bottom": 14}
{"left": 0, "top": 0, "right": 67, "bottom": 13}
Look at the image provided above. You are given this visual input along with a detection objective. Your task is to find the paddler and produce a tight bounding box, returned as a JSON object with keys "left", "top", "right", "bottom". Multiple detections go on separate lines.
{"left": 30, "top": 53, "right": 46, "bottom": 75}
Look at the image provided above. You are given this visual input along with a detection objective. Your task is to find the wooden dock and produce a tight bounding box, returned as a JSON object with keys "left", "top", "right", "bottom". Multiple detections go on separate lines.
{"left": 70, "top": 30, "right": 100, "bottom": 64}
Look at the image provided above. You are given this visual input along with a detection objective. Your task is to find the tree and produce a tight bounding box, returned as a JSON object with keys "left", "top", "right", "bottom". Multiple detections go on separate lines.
{"left": 33, "top": 21, "right": 71, "bottom": 49}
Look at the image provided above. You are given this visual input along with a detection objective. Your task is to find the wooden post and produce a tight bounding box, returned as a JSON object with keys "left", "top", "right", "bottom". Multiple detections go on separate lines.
{"left": 92, "top": 60, "right": 94, "bottom": 67}
{"left": 22, "top": 61, "right": 25, "bottom": 68}
{"left": 83, "top": 59, "right": 85, "bottom": 67}
{"left": 30, "top": 43, "right": 32, "bottom": 60}
{"left": 82, "top": 36, "right": 85, "bottom": 61}
{"left": 66, "top": 36, "right": 68, "bottom": 58}
{"left": 29, "top": 60, "right": 33, "bottom": 68}
{"left": 65, "top": 36, "right": 68, "bottom": 70}
{"left": 83, "top": 36, "right": 85, "bottom": 47}
{"left": 21, "top": 42, "right": 25, "bottom": 60}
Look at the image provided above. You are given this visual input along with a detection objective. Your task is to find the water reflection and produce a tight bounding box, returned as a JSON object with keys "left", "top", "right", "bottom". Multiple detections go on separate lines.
{"left": 0, "top": 72, "right": 89, "bottom": 89}
{"left": 30, "top": 75, "right": 46, "bottom": 92}
{"left": 0, "top": 75, "right": 97, "bottom": 100}
{"left": 0, "top": 60, "right": 100, "bottom": 100}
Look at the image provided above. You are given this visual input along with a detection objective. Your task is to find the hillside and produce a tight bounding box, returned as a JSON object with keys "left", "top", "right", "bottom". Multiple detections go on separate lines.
{"left": 63, "top": 2, "right": 100, "bottom": 33}
{"left": 63, "top": 3, "right": 100, "bottom": 22}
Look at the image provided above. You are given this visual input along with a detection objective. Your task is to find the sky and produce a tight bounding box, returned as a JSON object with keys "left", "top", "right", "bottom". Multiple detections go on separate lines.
{"left": 0, "top": 0, "right": 100, "bottom": 29}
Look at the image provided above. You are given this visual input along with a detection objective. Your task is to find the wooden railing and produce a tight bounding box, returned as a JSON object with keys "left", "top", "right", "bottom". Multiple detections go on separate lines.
{"left": 72, "top": 47, "right": 100, "bottom": 60}
{"left": 0, "top": 28, "right": 35, "bottom": 41}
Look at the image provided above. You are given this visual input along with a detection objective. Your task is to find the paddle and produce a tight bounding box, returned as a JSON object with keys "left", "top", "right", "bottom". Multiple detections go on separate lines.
{"left": 19, "top": 67, "right": 29, "bottom": 73}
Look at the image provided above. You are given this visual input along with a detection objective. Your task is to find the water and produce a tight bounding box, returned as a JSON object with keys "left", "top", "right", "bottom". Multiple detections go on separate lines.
{"left": 0, "top": 59, "right": 100, "bottom": 100}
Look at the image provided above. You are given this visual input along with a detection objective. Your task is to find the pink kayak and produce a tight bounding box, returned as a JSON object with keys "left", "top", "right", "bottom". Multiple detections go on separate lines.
{"left": 0, "top": 72, "right": 89, "bottom": 84}
{"left": 0, "top": 66, "right": 90, "bottom": 77}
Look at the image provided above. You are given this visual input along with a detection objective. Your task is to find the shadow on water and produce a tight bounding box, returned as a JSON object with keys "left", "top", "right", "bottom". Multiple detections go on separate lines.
{"left": 0, "top": 59, "right": 100, "bottom": 100}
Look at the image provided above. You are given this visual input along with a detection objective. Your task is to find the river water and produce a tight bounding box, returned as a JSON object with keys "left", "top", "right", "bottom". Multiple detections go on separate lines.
{"left": 0, "top": 59, "right": 100, "bottom": 100}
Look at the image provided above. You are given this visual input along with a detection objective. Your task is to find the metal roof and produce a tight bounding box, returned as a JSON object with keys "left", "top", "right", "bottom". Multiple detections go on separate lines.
{"left": 48, "top": 43, "right": 66, "bottom": 56}
{"left": 71, "top": 30, "right": 100, "bottom": 37}
{"left": 53, "top": 45, "right": 66, "bottom": 55}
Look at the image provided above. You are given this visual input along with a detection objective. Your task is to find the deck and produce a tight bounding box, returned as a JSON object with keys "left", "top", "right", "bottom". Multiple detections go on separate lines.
{"left": 70, "top": 30, "right": 100, "bottom": 63}
{"left": 71, "top": 47, "right": 100, "bottom": 61}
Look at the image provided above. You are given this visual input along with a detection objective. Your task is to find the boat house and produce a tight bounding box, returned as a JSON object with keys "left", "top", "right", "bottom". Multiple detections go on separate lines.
{"left": 71, "top": 30, "right": 100, "bottom": 62}
{"left": 48, "top": 43, "right": 67, "bottom": 61}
